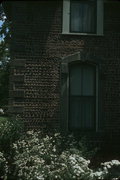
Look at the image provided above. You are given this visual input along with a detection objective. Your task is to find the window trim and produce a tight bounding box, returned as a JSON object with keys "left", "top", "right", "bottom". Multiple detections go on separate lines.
{"left": 62, "top": 0, "right": 104, "bottom": 36}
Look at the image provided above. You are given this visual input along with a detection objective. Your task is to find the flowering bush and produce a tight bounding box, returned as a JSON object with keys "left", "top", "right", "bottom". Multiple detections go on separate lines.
{"left": 1, "top": 129, "right": 120, "bottom": 180}
{"left": 50, "top": 151, "right": 93, "bottom": 180}
{"left": 11, "top": 130, "right": 120, "bottom": 180}
{"left": 12, "top": 131, "right": 96, "bottom": 180}
{"left": 90, "top": 160, "right": 120, "bottom": 180}
{"left": 0, "top": 152, "right": 8, "bottom": 180}
{"left": 12, "top": 130, "right": 57, "bottom": 180}
{"left": 101, "top": 160, "right": 120, "bottom": 179}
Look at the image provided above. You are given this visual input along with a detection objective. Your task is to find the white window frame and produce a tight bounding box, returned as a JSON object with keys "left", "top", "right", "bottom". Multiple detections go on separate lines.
{"left": 62, "top": 0, "right": 104, "bottom": 36}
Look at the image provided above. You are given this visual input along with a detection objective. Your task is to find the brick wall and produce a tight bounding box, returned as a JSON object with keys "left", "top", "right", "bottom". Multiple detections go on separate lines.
{"left": 9, "top": 1, "right": 120, "bottom": 136}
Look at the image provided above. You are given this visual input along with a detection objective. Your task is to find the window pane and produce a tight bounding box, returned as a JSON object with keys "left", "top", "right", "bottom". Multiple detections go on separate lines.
{"left": 70, "top": 65, "right": 82, "bottom": 96}
{"left": 69, "top": 97, "right": 95, "bottom": 129}
{"left": 70, "top": 0, "right": 96, "bottom": 33}
{"left": 70, "top": 64, "right": 95, "bottom": 96}
{"left": 82, "top": 97, "right": 95, "bottom": 128}
{"left": 82, "top": 66, "right": 95, "bottom": 96}
{"left": 69, "top": 97, "right": 82, "bottom": 129}
{"left": 70, "top": 2, "right": 83, "bottom": 32}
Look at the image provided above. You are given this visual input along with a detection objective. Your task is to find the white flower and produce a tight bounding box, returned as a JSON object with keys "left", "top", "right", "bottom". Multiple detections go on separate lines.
{"left": 54, "top": 133, "right": 60, "bottom": 137}
{"left": 0, "top": 108, "right": 4, "bottom": 114}
{"left": 36, "top": 175, "right": 44, "bottom": 180}
{"left": 111, "top": 160, "right": 120, "bottom": 165}
{"left": 26, "top": 130, "right": 34, "bottom": 135}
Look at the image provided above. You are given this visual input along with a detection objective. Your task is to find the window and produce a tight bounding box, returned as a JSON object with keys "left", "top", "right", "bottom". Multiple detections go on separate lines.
{"left": 70, "top": 0, "right": 96, "bottom": 33}
{"left": 61, "top": 52, "right": 100, "bottom": 132}
{"left": 69, "top": 64, "right": 96, "bottom": 130}
{"left": 62, "top": 0, "right": 103, "bottom": 35}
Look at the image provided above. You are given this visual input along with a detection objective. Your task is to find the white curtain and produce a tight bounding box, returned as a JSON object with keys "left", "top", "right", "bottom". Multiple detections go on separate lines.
{"left": 70, "top": 1, "right": 95, "bottom": 33}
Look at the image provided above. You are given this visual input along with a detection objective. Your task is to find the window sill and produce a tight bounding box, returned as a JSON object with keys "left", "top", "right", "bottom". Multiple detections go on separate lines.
{"left": 62, "top": 32, "right": 104, "bottom": 36}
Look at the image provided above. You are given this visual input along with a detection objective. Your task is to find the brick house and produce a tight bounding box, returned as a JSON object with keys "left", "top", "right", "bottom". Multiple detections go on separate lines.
{"left": 3, "top": 0, "right": 120, "bottom": 141}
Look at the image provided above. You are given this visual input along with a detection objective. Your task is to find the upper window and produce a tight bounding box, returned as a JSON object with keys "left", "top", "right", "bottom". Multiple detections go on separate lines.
{"left": 70, "top": 0, "right": 96, "bottom": 33}
{"left": 62, "top": 0, "right": 103, "bottom": 35}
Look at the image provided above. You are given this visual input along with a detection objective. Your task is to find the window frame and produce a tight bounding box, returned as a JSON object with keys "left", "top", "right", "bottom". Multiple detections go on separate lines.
{"left": 62, "top": 0, "right": 104, "bottom": 36}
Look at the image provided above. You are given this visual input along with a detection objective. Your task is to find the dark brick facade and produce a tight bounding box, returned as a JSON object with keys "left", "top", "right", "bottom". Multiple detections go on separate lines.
{"left": 5, "top": 1, "right": 120, "bottom": 139}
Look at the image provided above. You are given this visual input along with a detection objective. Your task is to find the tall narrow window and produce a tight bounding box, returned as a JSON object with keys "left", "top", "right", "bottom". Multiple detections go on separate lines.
{"left": 70, "top": 0, "right": 96, "bottom": 33}
{"left": 69, "top": 64, "right": 96, "bottom": 130}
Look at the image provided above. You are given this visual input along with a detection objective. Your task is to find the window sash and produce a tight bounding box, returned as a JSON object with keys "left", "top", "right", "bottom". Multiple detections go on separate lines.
{"left": 70, "top": 0, "right": 97, "bottom": 33}
{"left": 69, "top": 96, "right": 96, "bottom": 130}
{"left": 70, "top": 64, "right": 96, "bottom": 96}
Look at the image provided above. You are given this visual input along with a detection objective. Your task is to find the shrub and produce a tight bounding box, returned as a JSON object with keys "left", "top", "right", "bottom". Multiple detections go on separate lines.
{"left": 0, "top": 115, "right": 24, "bottom": 153}
{"left": 10, "top": 131, "right": 87, "bottom": 180}
{"left": 101, "top": 160, "right": 120, "bottom": 179}
{"left": 0, "top": 66, "right": 9, "bottom": 108}
{"left": 90, "top": 160, "right": 120, "bottom": 180}
{"left": 0, "top": 151, "right": 8, "bottom": 180}
{"left": 0, "top": 125, "right": 119, "bottom": 180}
{"left": 0, "top": 129, "right": 119, "bottom": 180}
{"left": 49, "top": 151, "right": 93, "bottom": 180}
{"left": 11, "top": 131, "right": 99, "bottom": 180}
{"left": 12, "top": 131, "right": 60, "bottom": 180}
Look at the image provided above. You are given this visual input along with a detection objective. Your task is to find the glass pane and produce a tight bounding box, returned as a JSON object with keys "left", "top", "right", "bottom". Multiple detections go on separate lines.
{"left": 70, "top": 1, "right": 96, "bottom": 33}
{"left": 69, "top": 97, "right": 95, "bottom": 130}
{"left": 69, "top": 97, "right": 82, "bottom": 129}
{"left": 70, "top": 2, "right": 83, "bottom": 32}
{"left": 70, "top": 65, "right": 82, "bottom": 96}
{"left": 82, "top": 66, "right": 95, "bottom": 96}
{"left": 82, "top": 97, "right": 95, "bottom": 129}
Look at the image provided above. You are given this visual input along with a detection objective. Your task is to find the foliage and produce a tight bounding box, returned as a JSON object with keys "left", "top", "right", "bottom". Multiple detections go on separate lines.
{"left": 10, "top": 130, "right": 120, "bottom": 180}
{"left": 0, "top": 116, "right": 24, "bottom": 154}
{"left": 0, "top": 128, "right": 120, "bottom": 180}
{"left": 52, "top": 151, "right": 93, "bottom": 180}
{"left": 0, "top": 64, "right": 9, "bottom": 107}
{"left": 0, "top": 3, "right": 11, "bottom": 66}
{"left": 11, "top": 131, "right": 96, "bottom": 180}
{"left": 0, "top": 151, "right": 8, "bottom": 180}
{"left": 0, "top": 3, "right": 11, "bottom": 109}
{"left": 100, "top": 160, "right": 120, "bottom": 180}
